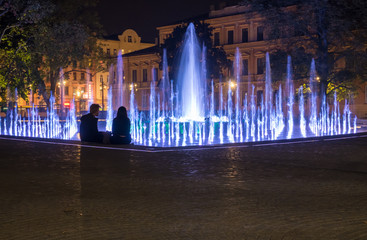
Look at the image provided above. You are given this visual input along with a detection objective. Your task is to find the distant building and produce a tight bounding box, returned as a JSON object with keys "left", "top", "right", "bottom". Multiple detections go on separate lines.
{"left": 23, "top": 4, "right": 367, "bottom": 119}
{"left": 120, "top": 4, "right": 367, "bottom": 118}
{"left": 24, "top": 29, "right": 155, "bottom": 113}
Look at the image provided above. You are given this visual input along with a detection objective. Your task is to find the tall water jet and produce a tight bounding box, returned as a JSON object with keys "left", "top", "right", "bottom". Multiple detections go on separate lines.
{"left": 160, "top": 49, "right": 170, "bottom": 118}
{"left": 234, "top": 47, "right": 241, "bottom": 138}
{"left": 265, "top": 52, "right": 272, "bottom": 136}
{"left": 286, "top": 56, "right": 294, "bottom": 139}
{"left": 59, "top": 69, "right": 65, "bottom": 116}
{"left": 86, "top": 68, "right": 93, "bottom": 108}
{"left": 176, "top": 23, "right": 204, "bottom": 120}
{"left": 201, "top": 44, "right": 208, "bottom": 116}
{"left": 117, "top": 50, "right": 124, "bottom": 108}
{"left": 106, "top": 64, "right": 114, "bottom": 131}
{"left": 299, "top": 86, "right": 306, "bottom": 137}
{"left": 309, "top": 59, "right": 317, "bottom": 134}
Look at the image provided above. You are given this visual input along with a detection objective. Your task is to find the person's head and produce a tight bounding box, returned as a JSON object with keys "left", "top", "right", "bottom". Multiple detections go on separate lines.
{"left": 89, "top": 104, "right": 101, "bottom": 116}
{"left": 117, "top": 106, "right": 128, "bottom": 119}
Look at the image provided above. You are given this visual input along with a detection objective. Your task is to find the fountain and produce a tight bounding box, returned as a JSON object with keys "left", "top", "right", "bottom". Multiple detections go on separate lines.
{"left": 0, "top": 23, "right": 361, "bottom": 146}
{"left": 177, "top": 23, "right": 205, "bottom": 121}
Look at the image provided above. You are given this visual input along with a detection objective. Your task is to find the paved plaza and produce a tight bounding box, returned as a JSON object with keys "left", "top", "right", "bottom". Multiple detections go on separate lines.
{"left": 0, "top": 134, "right": 367, "bottom": 239}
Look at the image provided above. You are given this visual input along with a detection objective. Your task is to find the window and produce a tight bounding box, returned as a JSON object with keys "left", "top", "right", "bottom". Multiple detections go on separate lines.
{"left": 257, "top": 26, "right": 264, "bottom": 41}
{"left": 65, "top": 86, "right": 69, "bottom": 96}
{"left": 142, "top": 69, "right": 148, "bottom": 82}
{"left": 227, "top": 30, "right": 234, "bottom": 44}
{"left": 142, "top": 91, "right": 149, "bottom": 108}
{"left": 73, "top": 72, "right": 77, "bottom": 81}
{"left": 132, "top": 70, "right": 137, "bottom": 82}
{"left": 106, "top": 48, "right": 110, "bottom": 55}
{"left": 100, "top": 75, "right": 103, "bottom": 83}
{"left": 81, "top": 72, "right": 85, "bottom": 80}
{"left": 242, "top": 28, "right": 248, "bottom": 43}
{"left": 128, "top": 36, "right": 132, "bottom": 42}
{"left": 242, "top": 59, "right": 248, "bottom": 76}
{"left": 257, "top": 57, "right": 265, "bottom": 74}
{"left": 72, "top": 61, "right": 77, "bottom": 68}
{"left": 153, "top": 67, "right": 158, "bottom": 81}
{"left": 113, "top": 49, "right": 117, "bottom": 55}
{"left": 365, "top": 85, "right": 367, "bottom": 103}
{"left": 257, "top": 90, "right": 263, "bottom": 106}
{"left": 214, "top": 32, "right": 220, "bottom": 46}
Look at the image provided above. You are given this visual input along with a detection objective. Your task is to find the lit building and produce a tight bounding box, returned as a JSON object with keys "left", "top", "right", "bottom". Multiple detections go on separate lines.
{"left": 120, "top": 3, "right": 367, "bottom": 118}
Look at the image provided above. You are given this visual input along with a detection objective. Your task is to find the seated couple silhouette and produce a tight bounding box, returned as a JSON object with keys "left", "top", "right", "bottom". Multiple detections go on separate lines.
{"left": 79, "top": 104, "right": 131, "bottom": 144}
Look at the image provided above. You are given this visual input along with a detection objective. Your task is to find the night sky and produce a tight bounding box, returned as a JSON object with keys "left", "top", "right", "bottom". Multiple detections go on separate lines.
{"left": 97, "top": 0, "right": 225, "bottom": 42}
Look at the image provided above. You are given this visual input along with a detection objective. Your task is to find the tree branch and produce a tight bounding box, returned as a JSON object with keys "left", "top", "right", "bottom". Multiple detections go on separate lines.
{"left": 0, "top": 24, "right": 20, "bottom": 44}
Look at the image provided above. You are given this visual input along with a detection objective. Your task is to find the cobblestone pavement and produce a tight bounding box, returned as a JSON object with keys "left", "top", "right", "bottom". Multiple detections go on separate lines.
{"left": 0, "top": 135, "right": 367, "bottom": 240}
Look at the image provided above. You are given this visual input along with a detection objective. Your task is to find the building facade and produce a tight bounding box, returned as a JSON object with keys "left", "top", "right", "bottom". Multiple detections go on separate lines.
{"left": 19, "top": 4, "right": 367, "bottom": 119}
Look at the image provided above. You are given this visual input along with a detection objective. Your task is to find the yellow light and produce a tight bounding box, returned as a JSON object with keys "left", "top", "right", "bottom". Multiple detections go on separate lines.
{"left": 230, "top": 81, "right": 236, "bottom": 88}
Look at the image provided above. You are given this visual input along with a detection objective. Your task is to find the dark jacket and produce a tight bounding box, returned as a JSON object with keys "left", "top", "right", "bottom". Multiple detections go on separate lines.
{"left": 80, "top": 113, "right": 102, "bottom": 142}
{"left": 112, "top": 117, "right": 131, "bottom": 136}
{"left": 111, "top": 117, "right": 131, "bottom": 144}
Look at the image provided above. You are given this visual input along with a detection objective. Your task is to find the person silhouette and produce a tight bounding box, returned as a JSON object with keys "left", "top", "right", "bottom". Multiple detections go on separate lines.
{"left": 80, "top": 104, "right": 109, "bottom": 143}
{"left": 110, "top": 106, "right": 131, "bottom": 144}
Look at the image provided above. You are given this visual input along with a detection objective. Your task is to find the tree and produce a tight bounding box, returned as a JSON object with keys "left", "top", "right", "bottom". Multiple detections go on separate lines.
{"left": 0, "top": 0, "right": 106, "bottom": 106}
{"left": 31, "top": 0, "right": 104, "bottom": 106}
{"left": 240, "top": 0, "right": 367, "bottom": 98}
{"left": 0, "top": 0, "right": 54, "bottom": 103}
{"left": 160, "top": 20, "right": 231, "bottom": 83}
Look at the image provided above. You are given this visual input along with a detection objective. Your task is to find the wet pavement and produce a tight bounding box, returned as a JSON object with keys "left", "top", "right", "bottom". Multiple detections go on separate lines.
{"left": 0, "top": 135, "right": 367, "bottom": 239}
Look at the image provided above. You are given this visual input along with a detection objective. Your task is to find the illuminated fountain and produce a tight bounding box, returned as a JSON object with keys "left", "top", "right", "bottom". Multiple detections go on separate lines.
{"left": 0, "top": 23, "right": 359, "bottom": 145}
{"left": 122, "top": 23, "right": 357, "bottom": 146}
{"left": 0, "top": 91, "right": 78, "bottom": 140}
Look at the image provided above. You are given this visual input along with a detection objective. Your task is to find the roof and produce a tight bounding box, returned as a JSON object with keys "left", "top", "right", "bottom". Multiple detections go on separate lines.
{"left": 122, "top": 45, "right": 160, "bottom": 57}
{"left": 157, "top": 13, "right": 209, "bottom": 29}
